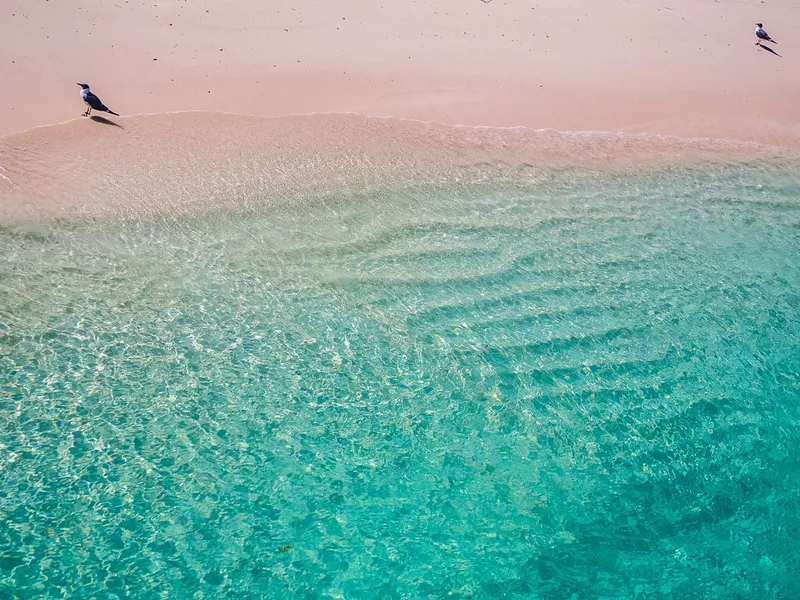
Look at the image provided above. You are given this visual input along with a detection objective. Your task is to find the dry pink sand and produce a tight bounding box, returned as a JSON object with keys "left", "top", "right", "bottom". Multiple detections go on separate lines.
{"left": 1, "top": 0, "right": 799, "bottom": 144}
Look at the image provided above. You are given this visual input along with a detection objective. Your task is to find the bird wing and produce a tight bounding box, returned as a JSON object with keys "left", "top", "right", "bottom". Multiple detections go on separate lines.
{"left": 757, "top": 29, "right": 772, "bottom": 40}
{"left": 84, "top": 91, "right": 107, "bottom": 110}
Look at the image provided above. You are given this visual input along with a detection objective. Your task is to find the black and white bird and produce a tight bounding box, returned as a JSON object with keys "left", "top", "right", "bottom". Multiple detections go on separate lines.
{"left": 77, "top": 83, "right": 119, "bottom": 117}
{"left": 755, "top": 23, "right": 777, "bottom": 46}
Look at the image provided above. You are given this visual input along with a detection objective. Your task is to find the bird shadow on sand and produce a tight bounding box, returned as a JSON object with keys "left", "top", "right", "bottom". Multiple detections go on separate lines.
{"left": 757, "top": 44, "right": 782, "bottom": 58}
{"left": 89, "top": 115, "right": 124, "bottom": 128}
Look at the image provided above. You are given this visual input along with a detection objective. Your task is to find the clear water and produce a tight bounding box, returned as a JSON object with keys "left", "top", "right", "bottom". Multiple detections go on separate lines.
{"left": 1, "top": 164, "right": 799, "bottom": 598}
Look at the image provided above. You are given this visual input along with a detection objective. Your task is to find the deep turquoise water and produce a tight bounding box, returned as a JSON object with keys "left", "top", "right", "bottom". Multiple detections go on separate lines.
{"left": 1, "top": 164, "right": 800, "bottom": 598}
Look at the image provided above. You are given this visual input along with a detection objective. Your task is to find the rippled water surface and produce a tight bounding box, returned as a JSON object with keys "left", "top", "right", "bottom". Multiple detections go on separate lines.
{"left": 2, "top": 164, "right": 800, "bottom": 598}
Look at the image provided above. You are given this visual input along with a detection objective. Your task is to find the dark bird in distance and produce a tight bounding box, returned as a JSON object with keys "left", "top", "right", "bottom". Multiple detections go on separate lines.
{"left": 755, "top": 23, "right": 777, "bottom": 45}
{"left": 77, "top": 83, "right": 119, "bottom": 117}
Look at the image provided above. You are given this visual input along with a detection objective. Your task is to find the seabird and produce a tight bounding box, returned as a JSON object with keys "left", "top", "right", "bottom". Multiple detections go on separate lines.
{"left": 755, "top": 23, "right": 777, "bottom": 46}
{"left": 77, "top": 83, "right": 119, "bottom": 117}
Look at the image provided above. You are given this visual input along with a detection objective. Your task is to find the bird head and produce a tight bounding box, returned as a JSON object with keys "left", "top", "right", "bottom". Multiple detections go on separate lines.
{"left": 756, "top": 23, "right": 763, "bottom": 28}
{"left": 77, "top": 83, "right": 90, "bottom": 89}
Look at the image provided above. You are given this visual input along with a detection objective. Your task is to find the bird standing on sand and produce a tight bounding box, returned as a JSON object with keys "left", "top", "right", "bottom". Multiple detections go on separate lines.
{"left": 755, "top": 23, "right": 777, "bottom": 46}
{"left": 77, "top": 83, "right": 119, "bottom": 117}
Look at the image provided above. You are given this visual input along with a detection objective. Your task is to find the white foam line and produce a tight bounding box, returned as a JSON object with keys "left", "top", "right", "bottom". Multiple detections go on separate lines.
{"left": 298, "top": 111, "right": 775, "bottom": 148}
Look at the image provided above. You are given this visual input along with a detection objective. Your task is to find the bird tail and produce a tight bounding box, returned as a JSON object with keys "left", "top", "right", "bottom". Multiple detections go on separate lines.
{"left": 770, "top": 39, "right": 777, "bottom": 44}
{"left": 106, "top": 109, "right": 120, "bottom": 116}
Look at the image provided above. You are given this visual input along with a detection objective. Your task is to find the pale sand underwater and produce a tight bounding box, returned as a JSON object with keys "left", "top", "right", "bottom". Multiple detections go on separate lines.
{"left": 2, "top": 112, "right": 799, "bottom": 225}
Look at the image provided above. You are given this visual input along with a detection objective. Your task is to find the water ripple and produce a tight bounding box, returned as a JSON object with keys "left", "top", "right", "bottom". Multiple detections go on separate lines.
{"left": 1, "top": 165, "right": 800, "bottom": 598}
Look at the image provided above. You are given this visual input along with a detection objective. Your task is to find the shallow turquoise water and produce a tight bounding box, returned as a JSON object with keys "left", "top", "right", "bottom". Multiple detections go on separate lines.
{"left": 1, "top": 164, "right": 800, "bottom": 598}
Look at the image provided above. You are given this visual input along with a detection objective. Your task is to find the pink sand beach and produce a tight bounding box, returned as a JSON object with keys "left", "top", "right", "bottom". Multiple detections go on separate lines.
{"left": 1, "top": 0, "right": 799, "bottom": 221}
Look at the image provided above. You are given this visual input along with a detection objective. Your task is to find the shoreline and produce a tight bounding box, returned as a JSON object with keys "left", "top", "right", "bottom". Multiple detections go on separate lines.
{"left": 5, "top": 96, "right": 800, "bottom": 150}
{"left": 4, "top": 107, "right": 800, "bottom": 147}
{"left": 5, "top": 86, "right": 800, "bottom": 150}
